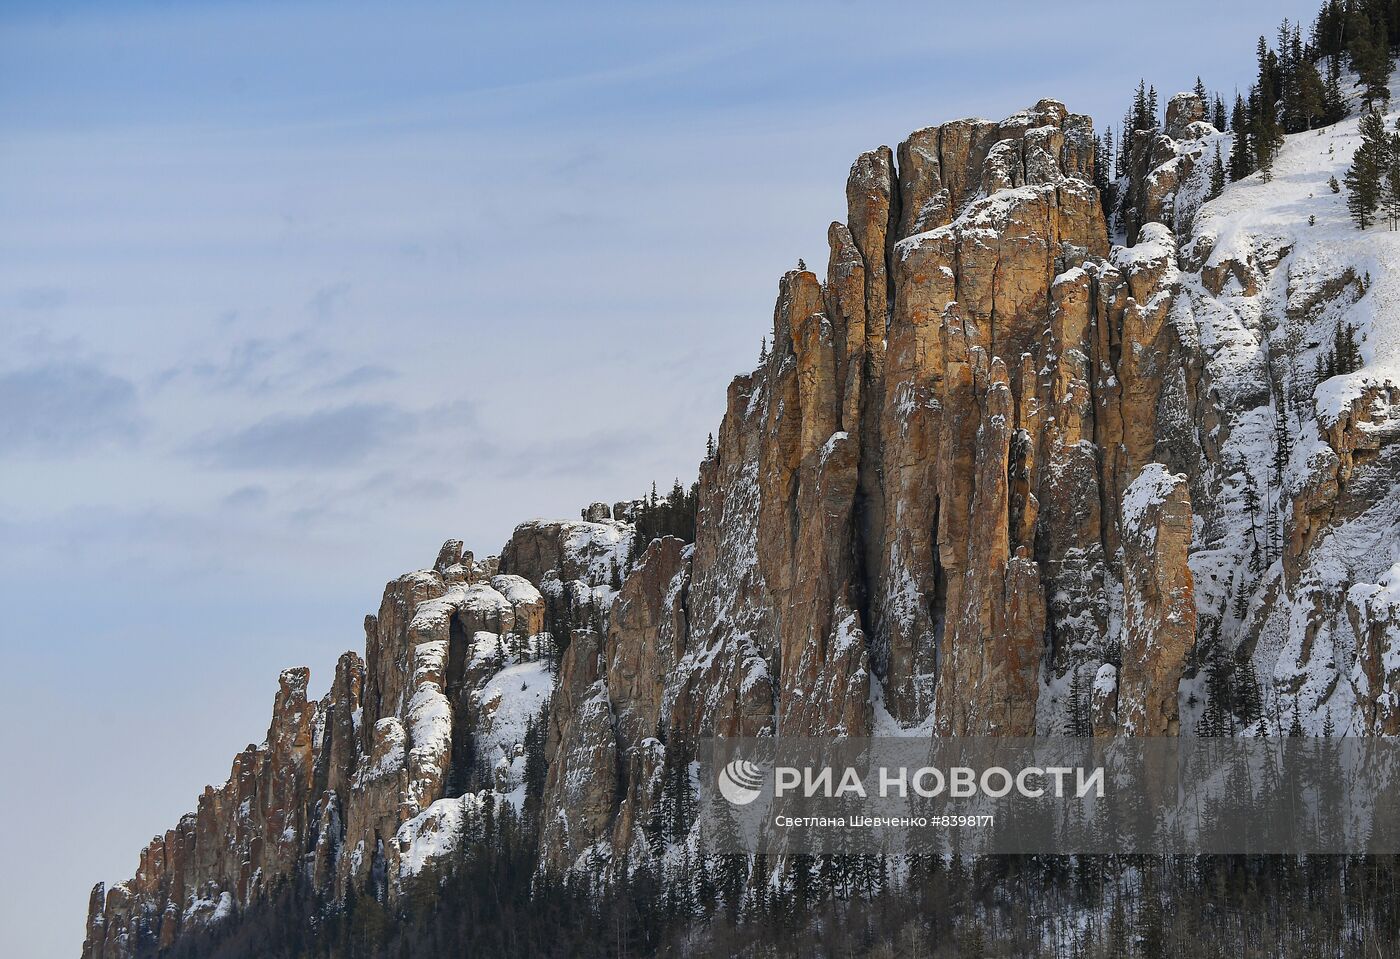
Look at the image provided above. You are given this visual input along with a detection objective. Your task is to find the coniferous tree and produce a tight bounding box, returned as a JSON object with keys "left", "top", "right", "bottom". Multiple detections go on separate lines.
{"left": 1249, "top": 35, "right": 1286, "bottom": 180}
{"left": 1209, "top": 143, "right": 1227, "bottom": 199}
{"left": 1323, "top": 54, "right": 1348, "bottom": 125}
{"left": 1197, "top": 650, "right": 1235, "bottom": 737}
{"left": 1351, "top": 9, "right": 1394, "bottom": 106}
{"left": 1346, "top": 108, "right": 1388, "bottom": 229}
{"left": 1213, "top": 94, "right": 1228, "bottom": 131}
{"left": 1273, "top": 401, "right": 1293, "bottom": 487}
{"left": 626, "top": 477, "right": 700, "bottom": 565}
{"left": 1093, "top": 129, "right": 1113, "bottom": 217}
{"left": 1236, "top": 651, "right": 1263, "bottom": 727}
{"left": 1251, "top": 95, "right": 1284, "bottom": 183}
{"left": 1233, "top": 570, "right": 1252, "bottom": 619}
{"left": 1131, "top": 80, "right": 1152, "bottom": 132}
{"left": 1384, "top": 132, "right": 1400, "bottom": 228}
{"left": 1106, "top": 899, "right": 1129, "bottom": 956}
{"left": 1293, "top": 55, "right": 1328, "bottom": 130}
{"left": 1258, "top": 135, "right": 1278, "bottom": 183}
{"left": 1278, "top": 21, "right": 1300, "bottom": 131}
{"left": 1229, "top": 95, "right": 1255, "bottom": 180}
{"left": 1118, "top": 108, "right": 1135, "bottom": 177}
{"left": 1064, "top": 665, "right": 1091, "bottom": 737}
{"left": 1313, "top": 0, "right": 1347, "bottom": 60}
{"left": 1330, "top": 320, "right": 1362, "bottom": 374}
{"left": 522, "top": 705, "right": 549, "bottom": 814}
{"left": 1138, "top": 867, "right": 1167, "bottom": 959}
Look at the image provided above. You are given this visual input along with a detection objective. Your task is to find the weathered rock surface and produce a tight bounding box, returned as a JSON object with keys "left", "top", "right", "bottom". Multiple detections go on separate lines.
{"left": 87, "top": 93, "right": 1400, "bottom": 957}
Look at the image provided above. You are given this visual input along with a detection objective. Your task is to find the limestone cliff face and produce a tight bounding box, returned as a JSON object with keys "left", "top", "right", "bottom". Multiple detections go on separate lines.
{"left": 85, "top": 93, "right": 1400, "bottom": 957}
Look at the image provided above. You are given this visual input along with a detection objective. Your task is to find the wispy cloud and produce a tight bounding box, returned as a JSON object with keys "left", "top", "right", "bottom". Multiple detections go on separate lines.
{"left": 222, "top": 485, "right": 270, "bottom": 510}
{"left": 188, "top": 337, "right": 279, "bottom": 392}
{"left": 474, "top": 427, "right": 658, "bottom": 481}
{"left": 0, "top": 361, "right": 143, "bottom": 454}
{"left": 185, "top": 403, "right": 413, "bottom": 469}
{"left": 320, "top": 364, "right": 397, "bottom": 391}
{"left": 307, "top": 281, "right": 351, "bottom": 322}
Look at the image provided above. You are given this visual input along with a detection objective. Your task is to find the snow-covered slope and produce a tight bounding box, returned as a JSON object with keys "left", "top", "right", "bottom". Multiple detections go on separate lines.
{"left": 1144, "top": 83, "right": 1400, "bottom": 736}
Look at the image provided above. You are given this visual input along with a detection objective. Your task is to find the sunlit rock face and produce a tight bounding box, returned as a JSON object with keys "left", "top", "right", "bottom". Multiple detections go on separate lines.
{"left": 86, "top": 93, "right": 1400, "bottom": 957}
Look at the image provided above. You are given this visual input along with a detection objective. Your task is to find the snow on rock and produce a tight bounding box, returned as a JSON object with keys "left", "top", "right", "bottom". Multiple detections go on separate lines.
{"left": 1167, "top": 67, "right": 1400, "bottom": 734}
{"left": 405, "top": 640, "right": 452, "bottom": 810}
{"left": 360, "top": 718, "right": 406, "bottom": 783}
{"left": 183, "top": 890, "right": 234, "bottom": 926}
{"left": 1121, "top": 462, "right": 1184, "bottom": 535}
{"left": 396, "top": 795, "right": 478, "bottom": 878}
{"left": 502, "top": 518, "right": 633, "bottom": 590}
{"left": 473, "top": 659, "right": 552, "bottom": 781}
{"left": 490, "top": 573, "right": 542, "bottom": 608}
{"left": 1185, "top": 91, "right": 1400, "bottom": 424}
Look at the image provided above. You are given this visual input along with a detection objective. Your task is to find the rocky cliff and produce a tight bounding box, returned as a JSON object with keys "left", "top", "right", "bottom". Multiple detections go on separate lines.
{"left": 84, "top": 91, "right": 1400, "bottom": 957}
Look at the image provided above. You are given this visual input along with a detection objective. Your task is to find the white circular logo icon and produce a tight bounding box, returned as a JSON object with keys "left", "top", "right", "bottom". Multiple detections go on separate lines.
{"left": 717, "top": 758, "right": 765, "bottom": 806}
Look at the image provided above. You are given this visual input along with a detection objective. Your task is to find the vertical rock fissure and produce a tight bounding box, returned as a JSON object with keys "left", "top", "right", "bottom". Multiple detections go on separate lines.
{"left": 444, "top": 613, "right": 473, "bottom": 798}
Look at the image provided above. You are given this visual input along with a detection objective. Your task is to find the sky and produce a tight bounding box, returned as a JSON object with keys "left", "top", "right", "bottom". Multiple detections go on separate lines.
{"left": 0, "top": 0, "right": 1321, "bottom": 955}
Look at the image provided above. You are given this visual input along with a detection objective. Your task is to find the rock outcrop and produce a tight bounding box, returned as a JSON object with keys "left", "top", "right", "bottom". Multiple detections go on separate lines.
{"left": 85, "top": 91, "right": 1400, "bottom": 958}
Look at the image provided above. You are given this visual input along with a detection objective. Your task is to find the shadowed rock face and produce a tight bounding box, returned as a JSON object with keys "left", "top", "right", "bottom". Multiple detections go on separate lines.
{"left": 85, "top": 95, "right": 1400, "bottom": 957}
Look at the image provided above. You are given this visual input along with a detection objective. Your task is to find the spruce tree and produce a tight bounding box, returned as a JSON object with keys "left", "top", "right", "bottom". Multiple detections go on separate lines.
{"left": 1250, "top": 90, "right": 1283, "bottom": 183}
{"left": 1346, "top": 109, "right": 1388, "bottom": 229}
{"left": 1097, "top": 128, "right": 1117, "bottom": 221}
{"left": 1294, "top": 57, "right": 1327, "bottom": 130}
{"left": 1065, "top": 665, "right": 1090, "bottom": 737}
{"left": 1259, "top": 142, "right": 1276, "bottom": 183}
{"left": 1273, "top": 401, "right": 1293, "bottom": 487}
{"left": 1209, "top": 143, "right": 1227, "bottom": 199}
{"left": 1229, "top": 95, "right": 1254, "bottom": 180}
{"left": 1236, "top": 652, "right": 1263, "bottom": 727}
{"left": 1233, "top": 571, "right": 1252, "bottom": 619}
{"left": 1323, "top": 54, "right": 1347, "bottom": 125}
{"left": 1278, "top": 22, "right": 1300, "bottom": 132}
{"left": 1332, "top": 320, "right": 1362, "bottom": 374}
{"left": 1138, "top": 867, "right": 1167, "bottom": 959}
{"left": 1118, "top": 109, "right": 1134, "bottom": 176}
{"left": 1384, "top": 132, "right": 1400, "bottom": 229}
{"left": 1352, "top": 13, "right": 1393, "bottom": 106}
{"left": 1241, "top": 469, "right": 1261, "bottom": 555}
{"left": 1132, "top": 80, "right": 1152, "bottom": 132}
{"left": 1107, "top": 899, "right": 1129, "bottom": 956}
{"left": 1197, "top": 650, "right": 1235, "bottom": 737}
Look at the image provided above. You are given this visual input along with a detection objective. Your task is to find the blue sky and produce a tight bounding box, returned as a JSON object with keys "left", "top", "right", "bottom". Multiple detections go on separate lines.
{"left": 0, "top": 1, "right": 1320, "bottom": 955}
